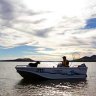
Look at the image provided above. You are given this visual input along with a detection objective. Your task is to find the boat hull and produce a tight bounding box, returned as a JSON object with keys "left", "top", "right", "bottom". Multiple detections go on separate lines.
{"left": 15, "top": 65, "right": 87, "bottom": 80}
{"left": 17, "top": 70, "right": 47, "bottom": 80}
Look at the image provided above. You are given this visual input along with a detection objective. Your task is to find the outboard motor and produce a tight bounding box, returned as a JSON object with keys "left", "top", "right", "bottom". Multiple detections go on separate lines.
{"left": 78, "top": 63, "right": 86, "bottom": 67}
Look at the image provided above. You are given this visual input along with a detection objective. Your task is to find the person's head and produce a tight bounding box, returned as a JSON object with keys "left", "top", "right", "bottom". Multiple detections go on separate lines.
{"left": 62, "top": 56, "right": 66, "bottom": 60}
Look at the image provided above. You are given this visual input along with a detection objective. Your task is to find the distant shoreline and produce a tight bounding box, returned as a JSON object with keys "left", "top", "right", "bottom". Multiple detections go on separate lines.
{"left": 0, "top": 60, "right": 96, "bottom": 62}
{"left": 0, "top": 55, "right": 96, "bottom": 62}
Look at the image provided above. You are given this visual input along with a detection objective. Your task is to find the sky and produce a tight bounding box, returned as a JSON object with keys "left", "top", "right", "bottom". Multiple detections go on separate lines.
{"left": 0, "top": 0, "right": 96, "bottom": 60}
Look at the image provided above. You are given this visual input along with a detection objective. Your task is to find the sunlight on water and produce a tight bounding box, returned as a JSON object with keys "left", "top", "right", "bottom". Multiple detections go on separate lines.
{"left": 0, "top": 62, "right": 96, "bottom": 96}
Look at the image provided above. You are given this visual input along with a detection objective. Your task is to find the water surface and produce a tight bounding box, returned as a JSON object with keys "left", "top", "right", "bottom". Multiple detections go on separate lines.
{"left": 0, "top": 62, "right": 96, "bottom": 96}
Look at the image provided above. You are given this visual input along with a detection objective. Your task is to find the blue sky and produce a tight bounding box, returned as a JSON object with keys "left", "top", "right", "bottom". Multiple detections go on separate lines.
{"left": 0, "top": 0, "right": 96, "bottom": 60}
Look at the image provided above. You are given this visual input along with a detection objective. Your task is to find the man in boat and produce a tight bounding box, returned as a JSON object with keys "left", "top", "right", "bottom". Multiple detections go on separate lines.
{"left": 62, "top": 56, "right": 69, "bottom": 67}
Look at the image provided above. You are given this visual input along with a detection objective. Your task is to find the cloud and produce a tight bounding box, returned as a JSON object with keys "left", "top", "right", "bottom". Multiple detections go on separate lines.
{"left": 0, "top": 0, "right": 43, "bottom": 26}
{"left": 34, "top": 27, "right": 53, "bottom": 37}
{"left": 0, "top": 0, "right": 15, "bottom": 26}
{"left": 0, "top": 0, "right": 96, "bottom": 60}
{"left": 0, "top": 0, "right": 14, "bottom": 19}
{"left": 0, "top": 27, "right": 33, "bottom": 48}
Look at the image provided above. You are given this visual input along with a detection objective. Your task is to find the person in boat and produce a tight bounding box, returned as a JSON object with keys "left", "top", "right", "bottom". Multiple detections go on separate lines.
{"left": 62, "top": 56, "right": 69, "bottom": 67}
{"left": 29, "top": 61, "right": 40, "bottom": 67}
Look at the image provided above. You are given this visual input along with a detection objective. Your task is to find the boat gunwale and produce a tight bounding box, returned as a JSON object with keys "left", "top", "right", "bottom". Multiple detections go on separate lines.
{"left": 15, "top": 65, "right": 88, "bottom": 69}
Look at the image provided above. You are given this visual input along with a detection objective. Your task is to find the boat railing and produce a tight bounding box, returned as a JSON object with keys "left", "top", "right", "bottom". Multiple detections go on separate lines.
{"left": 16, "top": 65, "right": 39, "bottom": 68}
{"left": 71, "top": 65, "right": 79, "bottom": 67}
{"left": 16, "top": 65, "right": 28, "bottom": 68}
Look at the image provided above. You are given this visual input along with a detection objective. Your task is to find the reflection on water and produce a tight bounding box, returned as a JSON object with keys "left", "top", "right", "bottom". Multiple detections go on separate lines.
{"left": 18, "top": 79, "right": 87, "bottom": 86}
{"left": 14, "top": 79, "right": 87, "bottom": 96}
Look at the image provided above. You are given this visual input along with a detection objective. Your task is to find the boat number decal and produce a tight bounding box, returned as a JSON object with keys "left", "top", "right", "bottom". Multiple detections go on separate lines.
{"left": 37, "top": 68, "right": 44, "bottom": 73}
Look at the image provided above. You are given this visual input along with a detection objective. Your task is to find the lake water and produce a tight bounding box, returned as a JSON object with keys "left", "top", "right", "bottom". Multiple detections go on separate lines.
{"left": 0, "top": 62, "right": 96, "bottom": 96}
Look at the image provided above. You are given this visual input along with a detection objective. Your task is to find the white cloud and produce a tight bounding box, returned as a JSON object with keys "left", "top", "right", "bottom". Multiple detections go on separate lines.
{"left": 0, "top": 0, "right": 96, "bottom": 60}
{"left": 0, "top": 28, "right": 34, "bottom": 48}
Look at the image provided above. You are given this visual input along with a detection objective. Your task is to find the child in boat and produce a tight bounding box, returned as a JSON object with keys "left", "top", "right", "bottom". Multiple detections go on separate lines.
{"left": 62, "top": 56, "right": 69, "bottom": 67}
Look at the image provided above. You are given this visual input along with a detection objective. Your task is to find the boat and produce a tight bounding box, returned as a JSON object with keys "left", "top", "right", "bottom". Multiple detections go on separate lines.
{"left": 15, "top": 63, "right": 88, "bottom": 80}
